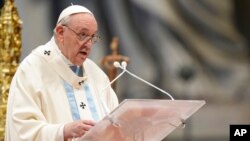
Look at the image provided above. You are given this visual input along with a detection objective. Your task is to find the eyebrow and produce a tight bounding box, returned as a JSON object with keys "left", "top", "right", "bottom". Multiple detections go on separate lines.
{"left": 81, "top": 30, "right": 98, "bottom": 36}
{"left": 67, "top": 23, "right": 97, "bottom": 35}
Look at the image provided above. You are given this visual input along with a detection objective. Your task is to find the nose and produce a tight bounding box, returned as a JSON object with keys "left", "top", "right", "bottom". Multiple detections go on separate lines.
{"left": 82, "top": 38, "right": 93, "bottom": 48}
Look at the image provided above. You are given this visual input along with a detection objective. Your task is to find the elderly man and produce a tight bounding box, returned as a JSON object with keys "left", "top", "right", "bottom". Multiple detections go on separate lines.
{"left": 5, "top": 5, "right": 118, "bottom": 141}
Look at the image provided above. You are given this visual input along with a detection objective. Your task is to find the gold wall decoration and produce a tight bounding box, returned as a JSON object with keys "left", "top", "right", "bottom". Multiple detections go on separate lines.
{"left": 0, "top": 0, "right": 22, "bottom": 140}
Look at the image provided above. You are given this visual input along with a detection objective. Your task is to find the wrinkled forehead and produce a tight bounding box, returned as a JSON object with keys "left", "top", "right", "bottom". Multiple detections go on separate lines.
{"left": 66, "top": 13, "right": 98, "bottom": 33}
{"left": 67, "top": 13, "right": 97, "bottom": 27}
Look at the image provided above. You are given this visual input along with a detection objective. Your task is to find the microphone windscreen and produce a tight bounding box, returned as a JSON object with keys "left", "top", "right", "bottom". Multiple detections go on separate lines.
{"left": 113, "top": 61, "right": 120, "bottom": 68}
{"left": 121, "top": 61, "right": 127, "bottom": 68}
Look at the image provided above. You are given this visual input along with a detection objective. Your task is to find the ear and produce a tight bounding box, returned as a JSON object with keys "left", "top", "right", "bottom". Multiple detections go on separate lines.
{"left": 55, "top": 25, "right": 65, "bottom": 41}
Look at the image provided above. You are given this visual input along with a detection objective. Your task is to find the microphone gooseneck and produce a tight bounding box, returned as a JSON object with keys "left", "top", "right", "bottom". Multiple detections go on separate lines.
{"left": 102, "top": 62, "right": 127, "bottom": 92}
{"left": 100, "top": 61, "right": 175, "bottom": 116}
{"left": 100, "top": 61, "right": 127, "bottom": 115}
{"left": 114, "top": 61, "right": 175, "bottom": 100}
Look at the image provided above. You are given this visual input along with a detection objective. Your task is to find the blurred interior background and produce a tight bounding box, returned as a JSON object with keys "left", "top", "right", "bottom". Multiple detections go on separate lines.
{"left": 1, "top": 0, "right": 250, "bottom": 141}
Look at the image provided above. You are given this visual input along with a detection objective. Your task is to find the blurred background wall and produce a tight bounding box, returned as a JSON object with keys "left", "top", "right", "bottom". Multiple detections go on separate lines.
{"left": 1, "top": 0, "right": 250, "bottom": 141}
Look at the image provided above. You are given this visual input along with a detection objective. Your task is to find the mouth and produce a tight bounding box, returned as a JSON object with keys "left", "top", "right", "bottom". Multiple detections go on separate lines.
{"left": 79, "top": 50, "right": 88, "bottom": 56}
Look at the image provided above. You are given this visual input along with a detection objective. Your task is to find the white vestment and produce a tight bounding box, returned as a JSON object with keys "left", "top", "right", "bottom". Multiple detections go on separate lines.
{"left": 5, "top": 37, "right": 119, "bottom": 141}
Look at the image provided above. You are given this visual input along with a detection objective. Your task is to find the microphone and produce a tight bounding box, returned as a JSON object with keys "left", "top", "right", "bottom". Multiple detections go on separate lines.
{"left": 114, "top": 61, "right": 174, "bottom": 100}
{"left": 113, "top": 61, "right": 120, "bottom": 68}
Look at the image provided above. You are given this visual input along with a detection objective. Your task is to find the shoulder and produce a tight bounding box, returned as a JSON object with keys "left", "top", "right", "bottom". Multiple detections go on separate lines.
{"left": 19, "top": 45, "right": 46, "bottom": 70}
{"left": 20, "top": 39, "right": 54, "bottom": 70}
{"left": 16, "top": 41, "right": 54, "bottom": 81}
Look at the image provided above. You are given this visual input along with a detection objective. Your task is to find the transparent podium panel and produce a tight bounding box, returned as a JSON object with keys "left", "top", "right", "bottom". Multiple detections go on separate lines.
{"left": 79, "top": 99, "right": 205, "bottom": 141}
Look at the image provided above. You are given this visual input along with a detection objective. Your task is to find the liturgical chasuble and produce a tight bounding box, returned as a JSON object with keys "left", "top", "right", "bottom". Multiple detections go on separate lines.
{"left": 5, "top": 37, "right": 119, "bottom": 141}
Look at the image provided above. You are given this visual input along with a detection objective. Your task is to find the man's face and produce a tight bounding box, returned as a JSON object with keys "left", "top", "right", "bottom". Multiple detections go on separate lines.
{"left": 57, "top": 13, "right": 98, "bottom": 66}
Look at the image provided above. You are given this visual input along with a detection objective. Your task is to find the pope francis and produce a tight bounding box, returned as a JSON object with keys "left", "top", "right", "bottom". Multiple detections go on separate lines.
{"left": 5, "top": 5, "right": 119, "bottom": 141}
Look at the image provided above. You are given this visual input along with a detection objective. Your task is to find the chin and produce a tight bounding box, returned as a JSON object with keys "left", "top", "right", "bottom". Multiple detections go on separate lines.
{"left": 76, "top": 59, "right": 86, "bottom": 65}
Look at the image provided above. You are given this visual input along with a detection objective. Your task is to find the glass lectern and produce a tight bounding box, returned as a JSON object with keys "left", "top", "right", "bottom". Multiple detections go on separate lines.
{"left": 78, "top": 99, "right": 205, "bottom": 141}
